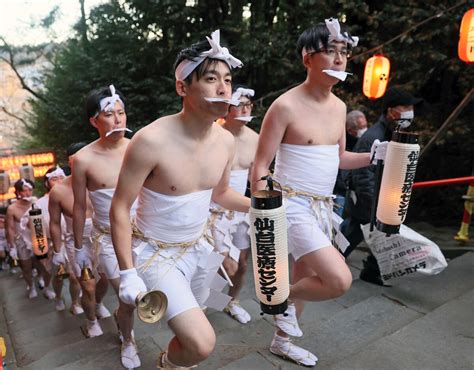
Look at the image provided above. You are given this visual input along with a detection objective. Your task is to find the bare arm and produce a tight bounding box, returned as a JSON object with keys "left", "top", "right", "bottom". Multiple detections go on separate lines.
{"left": 110, "top": 132, "right": 156, "bottom": 271}
{"left": 48, "top": 189, "right": 63, "bottom": 254}
{"left": 72, "top": 156, "right": 88, "bottom": 249}
{"left": 5, "top": 207, "right": 15, "bottom": 247}
{"left": 250, "top": 101, "right": 289, "bottom": 192}
{"left": 212, "top": 134, "right": 250, "bottom": 212}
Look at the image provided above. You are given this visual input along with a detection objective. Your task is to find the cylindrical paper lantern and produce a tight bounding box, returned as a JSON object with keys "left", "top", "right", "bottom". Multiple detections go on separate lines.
{"left": 363, "top": 55, "right": 391, "bottom": 100}
{"left": 376, "top": 132, "right": 420, "bottom": 234}
{"left": 249, "top": 181, "right": 289, "bottom": 315}
{"left": 29, "top": 205, "right": 49, "bottom": 259}
{"left": 19, "top": 163, "right": 35, "bottom": 183}
{"left": 0, "top": 170, "right": 10, "bottom": 195}
{"left": 458, "top": 8, "right": 474, "bottom": 64}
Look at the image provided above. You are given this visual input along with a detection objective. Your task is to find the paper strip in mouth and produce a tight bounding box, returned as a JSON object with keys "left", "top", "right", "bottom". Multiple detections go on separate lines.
{"left": 204, "top": 97, "right": 239, "bottom": 106}
{"left": 322, "top": 69, "right": 353, "bottom": 81}
{"left": 234, "top": 116, "right": 255, "bottom": 122}
{"left": 105, "top": 128, "right": 133, "bottom": 137}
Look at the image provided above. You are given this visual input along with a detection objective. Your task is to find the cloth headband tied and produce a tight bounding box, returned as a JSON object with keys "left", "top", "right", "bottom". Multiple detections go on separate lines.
{"left": 175, "top": 30, "right": 242, "bottom": 81}
{"left": 45, "top": 166, "right": 65, "bottom": 179}
{"left": 94, "top": 84, "right": 124, "bottom": 118}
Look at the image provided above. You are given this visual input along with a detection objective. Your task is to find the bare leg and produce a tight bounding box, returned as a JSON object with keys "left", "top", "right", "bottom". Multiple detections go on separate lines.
{"left": 289, "top": 246, "right": 352, "bottom": 302}
{"left": 19, "top": 258, "right": 33, "bottom": 288}
{"left": 167, "top": 308, "right": 216, "bottom": 367}
{"left": 228, "top": 249, "right": 250, "bottom": 299}
{"left": 69, "top": 274, "right": 81, "bottom": 306}
{"left": 79, "top": 277, "right": 97, "bottom": 321}
{"left": 52, "top": 272, "right": 63, "bottom": 298}
{"left": 95, "top": 272, "right": 109, "bottom": 303}
{"left": 109, "top": 277, "right": 135, "bottom": 341}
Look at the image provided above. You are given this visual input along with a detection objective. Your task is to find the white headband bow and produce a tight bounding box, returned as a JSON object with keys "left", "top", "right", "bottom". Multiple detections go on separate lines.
{"left": 231, "top": 87, "right": 255, "bottom": 101}
{"left": 94, "top": 84, "right": 124, "bottom": 118}
{"left": 19, "top": 179, "right": 33, "bottom": 190}
{"left": 45, "top": 166, "right": 65, "bottom": 180}
{"left": 175, "top": 30, "right": 243, "bottom": 81}
{"left": 325, "top": 18, "right": 359, "bottom": 47}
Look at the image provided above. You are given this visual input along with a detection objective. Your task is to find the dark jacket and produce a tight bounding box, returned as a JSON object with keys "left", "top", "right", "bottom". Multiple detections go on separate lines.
{"left": 348, "top": 115, "right": 392, "bottom": 222}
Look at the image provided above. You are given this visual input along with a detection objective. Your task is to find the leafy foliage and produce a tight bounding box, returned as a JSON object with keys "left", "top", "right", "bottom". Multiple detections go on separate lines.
{"left": 22, "top": 0, "right": 473, "bottom": 222}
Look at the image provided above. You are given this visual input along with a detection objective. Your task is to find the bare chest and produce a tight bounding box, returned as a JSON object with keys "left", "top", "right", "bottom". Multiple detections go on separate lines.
{"left": 283, "top": 104, "right": 344, "bottom": 145}
{"left": 86, "top": 156, "right": 123, "bottom": 190}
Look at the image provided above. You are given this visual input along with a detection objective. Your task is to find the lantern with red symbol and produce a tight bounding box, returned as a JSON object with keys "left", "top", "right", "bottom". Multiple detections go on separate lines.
{"left": 363, "top": 55, "right": 391, "bottom": 100}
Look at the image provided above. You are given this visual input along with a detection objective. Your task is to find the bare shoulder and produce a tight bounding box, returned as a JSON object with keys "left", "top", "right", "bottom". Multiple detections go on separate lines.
{"left": 244, "top": 126, "right": 259, "bottom": 142}
{"left": 133, "top": 115, "right": 177, "bottom": 148}
{"left": 71, "top": 141, "right": 97, "bottom": 167}
{"left": 214, "top": 123, "right": 235, "bottom": 147}
{"left": 331, "top": 93, "right": 347, "bottom": 113}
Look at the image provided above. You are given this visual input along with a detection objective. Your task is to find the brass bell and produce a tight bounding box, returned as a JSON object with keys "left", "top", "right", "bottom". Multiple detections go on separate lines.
{"left": 56, "top": 263, "right": 70, "bottom": 280}
{"left": 80, "top": 267, "right": 94, "bottom": 282}
{"left": 11, "top": 258, "right": 19, "bottom": 268}
{"left": 136, "top": 290, "right": 168, "bottom": 324}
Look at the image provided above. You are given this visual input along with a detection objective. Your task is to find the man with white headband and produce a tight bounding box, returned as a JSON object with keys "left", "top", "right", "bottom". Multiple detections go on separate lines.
{"left": 251, "top": 19, "right": 388, "bottom": 366}
{"left": 5, "top": 179, "right": 39, "bottom": 298}
{"left": 33, "top": 166, "right": 67, "bottom": 301}
{"left": 72, "top": 85, "right": 140, "bottom": 368}
{"left": 110, "top": 30, "right": 250, "bottom": 368}
{"left": 49, "top": 143, "right": 91, "bottom": 316}
{"left": 210, "top": 84, "right": 258, "bottom": 325}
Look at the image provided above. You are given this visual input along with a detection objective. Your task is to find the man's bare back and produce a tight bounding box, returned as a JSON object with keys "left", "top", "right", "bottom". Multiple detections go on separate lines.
{"left": 49, "top": 176, "right": 92, "bottom": 219}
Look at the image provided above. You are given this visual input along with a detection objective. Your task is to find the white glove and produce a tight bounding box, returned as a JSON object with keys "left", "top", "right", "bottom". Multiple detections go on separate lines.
{"left": 370, "top": 139, "right": 389, "bottom": 164}
{"left": 52, "top": 251, "right": 66, "bottom": 266}
{"left": 9, "top": 247, "right": 18, "bottom": 260}
{"left": 119, "top": 268, "right": 147, "bottom": 306}
{"left": 74, "top": 246, "right": 92, "bottom": 269}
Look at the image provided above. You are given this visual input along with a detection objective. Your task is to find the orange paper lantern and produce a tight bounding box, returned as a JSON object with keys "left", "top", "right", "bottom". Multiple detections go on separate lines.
{"left": 363, "top": 55, "right": 391, "bottom": 100}
{"left": 458, "top": 8, "right": 474, "bottom": 64}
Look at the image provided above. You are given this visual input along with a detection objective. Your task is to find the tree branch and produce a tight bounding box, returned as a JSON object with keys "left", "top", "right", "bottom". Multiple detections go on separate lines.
{"left": 0, "top": 37, "right": 46, "bottom": 102}
{"left": 0, "top": 106, "right": 27, "bottom": 126}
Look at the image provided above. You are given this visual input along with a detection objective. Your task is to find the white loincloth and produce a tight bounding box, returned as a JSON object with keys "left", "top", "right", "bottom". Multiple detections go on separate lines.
{"left": 273, "top": 143, "right": 348, "bottom": 260}
{"left": 15, "top": 211, "right": 33, "bottom": 260}
{"left": 64, "top": 215, "right": 94, "bottom": 277}
{"left": 89, "top": 188, "right": 137, "bottom": 280}
{"left": 134, "top": 187, "right": 231, "bottom": 322}
{"left": 210, "top": 170, "right": 250, "bottom": 260}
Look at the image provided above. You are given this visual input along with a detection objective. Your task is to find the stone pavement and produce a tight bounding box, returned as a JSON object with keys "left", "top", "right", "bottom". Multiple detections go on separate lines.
{"left": 0, "top": 223, "right": 473, "bottom": 369}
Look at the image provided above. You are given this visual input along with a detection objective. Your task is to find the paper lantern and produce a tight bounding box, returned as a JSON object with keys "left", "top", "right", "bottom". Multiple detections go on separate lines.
{"left": 29, "top": 205, "right": 49, "bottom": 259}
{"left": 458, "top": 8, "right": 474, "bottom": 64}
{"left": 249, "top": 180, "right": 289, "bottom": 314}
{"left": 0, "top": 170, "right": 10, "bottom": 195}
{"left": 376, "top": 132, "right": 420, "bottom": 234}
{"left": 19, "top": 163, "right": 35, "bottom": 182}
{"left": 363, "top": 55, "right": 391, "bottom": 99}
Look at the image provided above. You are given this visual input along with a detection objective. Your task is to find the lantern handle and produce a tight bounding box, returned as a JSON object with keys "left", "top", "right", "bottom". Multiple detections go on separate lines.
{"left": 259, "top": 175, "right": 283, "bottom": 196}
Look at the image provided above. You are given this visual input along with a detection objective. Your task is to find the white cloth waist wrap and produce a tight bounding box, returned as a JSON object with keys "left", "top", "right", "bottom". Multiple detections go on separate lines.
{"left": 15, "top": 213, "right": 32, "bottom": 250}
{"left": 273, "top": 143, "right": 339, "bottom": 196}
{"left": 89, "top": 188, "right": 137, "bottom": 228}
{"left": 64, "top": 215, "right": 92, "bottom": 245}
{"left": 136, "top": 188, "right": 213, "bottom": 243}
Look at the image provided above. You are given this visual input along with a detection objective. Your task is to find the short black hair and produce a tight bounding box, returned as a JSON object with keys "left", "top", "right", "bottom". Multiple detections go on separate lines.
{"left": 66, "top": 142, "right": 87, "bottom": 158}
{"left": 296, "top": 22, "right": 355, "bottom": 58}
{"left": 14, "top": 178, "right": 34, "bottom": 194}
{"left": 174, "top": 38, "right": 230, "bottom": 84}
{"left": 85, "top": 86, "right": 125, "bottom": 118}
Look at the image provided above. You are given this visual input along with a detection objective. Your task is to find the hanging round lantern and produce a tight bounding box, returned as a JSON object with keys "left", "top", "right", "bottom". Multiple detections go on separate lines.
{"left": 458, "top": 8, "right": 474, "bottom": 64}
{"left": 0, "top": 170, "right": 10, "bottom": 195}
{"left": 29, "top": 204, "right": 49, "bottom": 259}
{"left": 249, "top": 177, "right": 289, "bottom": 315}
{"left": 376, "top": 132, "right": 420, "bottom": 234}
{"left": 19, "top": 163, "right": 35, "bottom": 183}
{"left": 363, "top": 55, "right": 391, "bottom": 100}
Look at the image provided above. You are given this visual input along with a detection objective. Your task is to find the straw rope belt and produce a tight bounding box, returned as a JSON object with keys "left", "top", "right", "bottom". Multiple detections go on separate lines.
{"left": 131, "top": 220, "right": 215, "bottom": 272}
{"left": 279, "top": 184, "right": 339, "bottom": 245}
